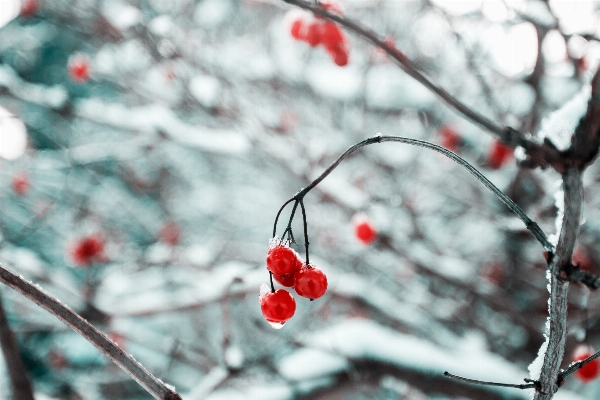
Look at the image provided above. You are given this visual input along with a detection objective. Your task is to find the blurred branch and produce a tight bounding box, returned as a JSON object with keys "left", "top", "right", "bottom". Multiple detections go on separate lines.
{"left": 282, "top": 0, "right": 562, "bottom": 169}
{"left": 0, "top": 263, "right": 182, "bottom": 400}
{"left": 0, "top": 294, "right": 35, "bottom": 400}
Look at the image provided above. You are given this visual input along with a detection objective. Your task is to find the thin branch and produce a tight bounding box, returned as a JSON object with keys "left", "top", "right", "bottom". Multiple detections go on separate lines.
{"left": 286, "top": 135, "right": 553, "bottom": 252}
{"left": 282, "top": 0, "right": 562, "bottom": 168}
{"left": 0, "top": 263, "right": 182, "bottom": 400}
{"left": 0, "top": 294, "right": 35, "bottom": 400}
{"left": 558, "top": 348, "right": 600, "bottom": 384}
{"left": 443, "top": 371, "right": 538, "bottom": 390}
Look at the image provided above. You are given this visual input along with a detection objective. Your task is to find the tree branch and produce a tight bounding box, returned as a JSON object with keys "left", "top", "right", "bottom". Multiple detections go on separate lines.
{"left": 534, "top": 167, "right": 582, "bottom": 399}
{"left": 0, "top": 263, "right": 182, "bottom": 400}
{"left": 282, "top": 0, "right": 562, "bottom": 169}
{"left": 278, "top": 136, "right": 553, "bottom": 252}
{"left": 0, "top": 294, "right": 35, "bottom": 400}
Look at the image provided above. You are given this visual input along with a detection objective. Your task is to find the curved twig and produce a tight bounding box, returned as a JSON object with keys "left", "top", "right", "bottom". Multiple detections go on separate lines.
{"left": 0, "top": 263, "right": 182, "bottom": 400}
{"left": 283, "top": 135, "right": 553, "bottom": 252}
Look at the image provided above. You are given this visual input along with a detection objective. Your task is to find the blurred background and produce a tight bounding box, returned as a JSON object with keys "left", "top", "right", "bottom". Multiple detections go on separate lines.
{"left": 2, "top": 0, "right": 600, "bottom": 399}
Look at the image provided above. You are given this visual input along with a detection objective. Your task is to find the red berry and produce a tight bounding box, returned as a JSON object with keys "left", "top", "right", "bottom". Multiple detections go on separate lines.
{"left": 573, "top": 246, "right": 593, "bottom": 271}
{"left": 573, "top": 345, "right": 600, "bottom": 383}
{"left": 353, "top": 215, "right": 377, "bottom": 245}
{"left": 21, "top": 0, "right": 39, "bottom": 17}
{"left": 11, "top": 172, "right": 30, "bottom": 196}
{"left": 159, "top": 221, "right": 181, "bottom": 246}
{"left": 320, "top": 0, "right": 343, "bottom": 15}
{"left": 306, "top": 22, "right": 323, "bottom": 47}
{"left": 439, "top": 125, "right": 461, "bottom": 152}
{"left": 273, "top": 273, "right": 295, "bottom": 287}
{"left": 70, "top": 234, "right": 106, "bottom": 266}
{"left": 266, "top": 245, "right": 301, "bottom": 275}
{"left": 290, "top": 18, "right": 305, "bottom": 40}
{"left": 68, "top": 55, "right": 91, "bottom": 83}
{"left": 488, "top": 140, "right": 513, "bottom": 169}
{"left": 321, "top": 22, "right": 344, "bottom": 50}
{"left": 259, "top": 288, "right": 296, "bottom": 326}
{"left": 333, "top": 48, "right": 349, "bottom": 66}
{"left": 294, "top": 264, "right": 328, "bottom": 300}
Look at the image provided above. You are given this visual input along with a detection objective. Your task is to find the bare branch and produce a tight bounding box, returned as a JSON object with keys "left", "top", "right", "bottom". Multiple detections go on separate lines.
{"left": 0, "top": 294, "right": 35, "bottom": 400}
{"left": 0, "top": 263, "right": 182, "bottom": 400}
{"left": 444, "top": 371, "right": 538, "bottom": 390}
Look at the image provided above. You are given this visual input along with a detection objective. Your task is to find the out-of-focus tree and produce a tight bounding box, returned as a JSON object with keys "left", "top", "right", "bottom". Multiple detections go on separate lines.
{"left": 2, "top": 0, "right": 600, "bottom": 399}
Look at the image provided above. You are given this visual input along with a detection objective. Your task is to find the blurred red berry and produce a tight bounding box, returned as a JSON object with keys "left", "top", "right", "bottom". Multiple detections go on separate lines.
{"left": 439, "top": 125, "right": 461, "bottom": 152}
{"left": 259, "top": 289, "right": 296, "bottom": 325}
{"left": 159, "top": 221, "right": 181, "bottom": 246}
{"left": 353, "top": 215, "right": 377, "bottom": 245}
{"left": 320, "top": 0, "right": 343, "bottom": 15}
{"left": 294, "top": 264, "right": 328, "bottom": 300}
{"left": 290, "top": 18, "right": 305, "bottom": 40}
{"left": 488, "top": 140, "right": 513, "bottom": 169}
{"left": 306, "top": 22, "right": 323, "bottom": 47}
{"left": 573, "top": 345, "right": 600, "bottom": 383}
{"left": 573, "top": 246, "right": 593, "bottom": 271}
{"left": 21, "top": 0, "right": 39, "bottom": 17}
{"left": 68, "top": 55, "right": 91, "bottom": 83}
{"left": 11, "top": 172, "right": 30, "bottom": 196}
{"left": 109, "top": 331, "right": 126, "bottom": 349}
{"left": 267, "top": 245, "right": 301, "bottom": 275}
{"left": 480, "top": 261, "right": 503, "bottom": 285}
{"left": 70, "top": 234, "right": 106, "bottom": 266}
{"left": 321, "top": 22, "right": 344, "bottom": 50}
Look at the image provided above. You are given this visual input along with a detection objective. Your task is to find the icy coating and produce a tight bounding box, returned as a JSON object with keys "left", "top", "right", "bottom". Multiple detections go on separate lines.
{"left": 268, "top": 236, "right": 291, "bottom": 251}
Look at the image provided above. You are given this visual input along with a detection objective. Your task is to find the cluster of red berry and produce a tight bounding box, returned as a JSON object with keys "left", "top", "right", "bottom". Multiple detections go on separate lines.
{"left": 259, "top": 239, "right": 327, "bottom": 328}
{"left": 353, "top": 213, "right": 377, "bottom": 245}
{"left": 287, "top": 0, "right": 350, "bottom": 67}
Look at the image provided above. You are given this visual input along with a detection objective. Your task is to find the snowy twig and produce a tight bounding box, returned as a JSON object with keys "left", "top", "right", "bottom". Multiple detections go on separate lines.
{"left": 273, "top": 136, "right": 554, "bottom": 252}
{"left": 282, "top": 0, "right": 562, "bottom": 169}
{"left": 0, "top": 263, "right": 182, "bottom": 400}
{"left": 534, "top": 168, "right": 582, "bottom": 400}
{"left": 0, "top": 294, "right": 35, "bottom": 400}
{"left": 443, "top": 371, "right": 538, "bottom": 390}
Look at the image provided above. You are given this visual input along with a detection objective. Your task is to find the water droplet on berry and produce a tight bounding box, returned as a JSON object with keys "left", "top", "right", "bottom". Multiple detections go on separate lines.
{"left": 267, "top": 321, "right": 285, "bottom": 330}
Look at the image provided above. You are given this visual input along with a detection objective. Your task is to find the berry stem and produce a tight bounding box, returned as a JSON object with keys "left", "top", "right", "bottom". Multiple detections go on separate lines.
{"left": 289, "top": 135, "right": 553, "bottom": 253}
{"left": 269, "top": 272, "right": 275, "bottom": 293}
{"left": 273, "top": 198, "right": 296, "bottom": 238}
{"left": 299, "top": 199, "right": 310, "bottom": 265}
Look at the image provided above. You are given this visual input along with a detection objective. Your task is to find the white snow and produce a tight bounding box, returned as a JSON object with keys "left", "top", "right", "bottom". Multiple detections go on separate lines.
{"left": 0, "top": 0, "right": 19, "bottom": 29}
{"left": 189, "top": 75, "right": 221, "bottom": 108}
{"left": 102, "top": 1, "right": 141, "bottom": 30}
{"left": 194, "top": 0, "right": 234, "bottom": 28}
{"left": 365, "top": 65, "right": 435, "bottom": 110}
{"left": 277, "top": 348, "right": 348, "bottom": 381}
{"left": 305, "top": 63, "right": 362, "bottom": 101}
{"left": 299, "top": 319, "right": 532, "bottom": 398}
{"left": 75, "top": 100, "right": 250, "bottom": 155}
{"left": 538, "top": 84, "right": 590, "bottom": 151}
{"left": 0, "top": 65, "right": 68, "bottom": 109}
